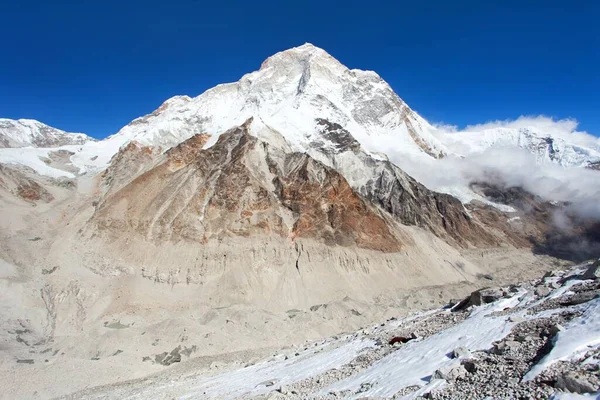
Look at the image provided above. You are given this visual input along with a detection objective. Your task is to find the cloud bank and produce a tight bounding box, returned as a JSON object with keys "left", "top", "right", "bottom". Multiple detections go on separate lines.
{"left": 390, "top": 116, "right": 600, "bottom": 222}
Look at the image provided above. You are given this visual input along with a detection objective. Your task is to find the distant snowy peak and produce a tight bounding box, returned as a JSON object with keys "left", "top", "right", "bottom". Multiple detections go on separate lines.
{"left": 107, "top": 43, "right": 447, "bottom": 161}
{"left": 439, "top": 125, "right": 600, "bottom": 168}
{"left": 0, "top": 119, "right": 94, "bottom": 148}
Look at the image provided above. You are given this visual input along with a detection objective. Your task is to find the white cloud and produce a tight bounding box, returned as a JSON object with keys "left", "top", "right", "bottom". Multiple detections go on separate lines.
{"left": 460, "top": 115, "right": 600, "bottom": 149}
{"left": 383, "top": 142, "right": 600, "bottom": 221}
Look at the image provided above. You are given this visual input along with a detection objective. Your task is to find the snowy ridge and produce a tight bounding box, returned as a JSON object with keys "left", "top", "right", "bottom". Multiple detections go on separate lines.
{"left": 103, "top": 43, "right": 446, "bottom": 162}
{"left": 0, "top": 118, "right": 94, "bottom": 148}
{"left": 438, "top": 125, "right": 600, "bottom": 168}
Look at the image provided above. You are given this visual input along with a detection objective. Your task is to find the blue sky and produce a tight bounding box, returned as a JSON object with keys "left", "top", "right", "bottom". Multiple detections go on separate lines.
{"left": 1, "top": 0, "right": 598, "bottom": 139}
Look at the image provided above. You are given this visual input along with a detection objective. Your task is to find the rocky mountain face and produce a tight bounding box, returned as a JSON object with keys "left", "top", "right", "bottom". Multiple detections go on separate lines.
{"left": 0, "top": 118, "right": 95, "bottom": 148}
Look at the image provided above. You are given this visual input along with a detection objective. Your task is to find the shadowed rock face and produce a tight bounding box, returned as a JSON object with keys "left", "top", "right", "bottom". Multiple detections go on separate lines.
{"left": 467, "top": 181, "right": 600, "bottom": 260}
{"left": 92, "top": 121, "right": 402, "bottom": 252}
{"left": 311, "top": 119, "right": 361, "bottom": 153}
{"left": 272, "top": 153, "right": 401, "bottom": 251}
{"left": 359, "top": 159, "right": 499, "bottom": 247}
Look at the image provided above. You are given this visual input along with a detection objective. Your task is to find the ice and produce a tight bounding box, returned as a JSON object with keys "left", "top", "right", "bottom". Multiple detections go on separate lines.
{"left": 524, "top": 298, "right": 600, "bottom": 381}
{"left": 320, "top": 293, "right": 526, "bottom": 399}
{"left": 167, "top": 338, "right": 373, "bottom": 400}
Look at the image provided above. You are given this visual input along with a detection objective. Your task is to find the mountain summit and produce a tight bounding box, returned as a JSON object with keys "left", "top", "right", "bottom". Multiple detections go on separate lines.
{"left": 105, "top": 43, "right": 446, "bottom": 162}
{"left": 0, "top": 118, "right": 94, "bottom": 148}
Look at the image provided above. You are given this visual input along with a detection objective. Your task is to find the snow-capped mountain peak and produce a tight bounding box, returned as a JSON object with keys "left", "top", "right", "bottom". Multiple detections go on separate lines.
{"left": 0, "top": 118, "right": 94, "bottom": 148}
{"left": 102, "top": 43, "right": 446, "bottom": 166}
{"left": 439, "top": 123, "right": 600, "bottom": 168}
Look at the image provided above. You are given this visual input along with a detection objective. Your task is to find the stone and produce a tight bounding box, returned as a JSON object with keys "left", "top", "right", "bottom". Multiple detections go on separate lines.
{"left": 548, "top": 323, "right": 565, "bottom": 336}
{"left": 543, "top": 270, "right": 563, "bottom": 279}
{"left": 555, "top": 371, "right": 598, "bottom": 394}
{"left": 559, "top": 291, "right": 600, "bottom": 306}
{"left": 452, "top": 346, "right": 472, "bottom": 359}
{"left": 461, "top": 360, "right": 477, "bottom": 373}
{"left": 534, "top": 286, "right": 551, "bottom": 297}
{"left": 470, "top": 288, "right": 504, "bottom": 306}
{"left": 155, "top": 346, "right": 182, "bottom": 366}
{"left": 582, "top": 260, "right": 600, "bottom": 280}
{"left": 432, "top": 364, "right": 468, "bottom": 381}
{"left": 492, "top": 340, "right": 520, "bottom": 355}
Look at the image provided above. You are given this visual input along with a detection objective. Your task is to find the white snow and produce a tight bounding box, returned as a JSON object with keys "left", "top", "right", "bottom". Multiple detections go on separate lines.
{"left": 147, "top": 337, "right": 374, "bottom": 400}
{"left": 524, "top": 298, "right": 600, "bottom": 381}
{"left": 550, "top": 392, "right": 600, "bottom": 399}
{"left": 0, "top": 118, "right": 93, "bottom": 148}
{"left": 0, "top": 147, "right": 75, "bottom": 178}
{"left": 320, "top": 292, "right": 527, "bottom": 399}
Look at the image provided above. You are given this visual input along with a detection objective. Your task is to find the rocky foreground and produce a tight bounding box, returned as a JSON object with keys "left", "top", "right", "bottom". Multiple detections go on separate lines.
{"left": 62, "top": 259, "right": 600, "bottom": 400}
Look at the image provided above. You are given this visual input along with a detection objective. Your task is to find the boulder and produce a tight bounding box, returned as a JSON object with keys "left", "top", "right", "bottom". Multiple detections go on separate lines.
{"left": 555, "top": 371, "right": 598, "bottom": 394}
{"left": 452, "top": 346, "right": 472, "bottom": 359}
{"left": 154, "top": 346, "right": 182, "bottom": 366}
{"left": 559, "top": 291, "right": 600, "bottom": 306}
{"left": 582, "top": 260, "right": 600, "bottom": 280}
{"left": 432, "top": 364, "right": 468, "bottom": 381}
{"left": 491, "top": 340, "right": 520, "bottom": 355}
{"left": 534, "top": 286, "right": 551, "bottom": 297}
{"left": 470, "top": 287, "right": 504, "bottom": 306}
{"left": 548, "top": 323, "right": 565, "bottom": 337}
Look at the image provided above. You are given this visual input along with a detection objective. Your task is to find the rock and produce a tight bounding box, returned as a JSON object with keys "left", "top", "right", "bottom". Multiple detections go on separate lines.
{"left": 461, "top": 360, "right": 477, "bottom": 373}
{"left": 154, "top": 346, "right": 182, "bottom": 366}
{"left": 535, "top": 286, "right": 551, "bottom": 297}
{"left": 492, "top": 340, "right": 520, "bottom": 355}
{"left": 559, "top": 291, "right": 600, "bottom": 306}
{"left": 548, "top": 281, "right": 561, "bottom": 289}
{"left": 548, "top": 323, "right": 565, "bottom": 336}
{"left": 555, "top": 371, "right": 598, "bottom": 394}
{"left": 582, "top": 260, "right": 600, "bottom": 280}
{"left": 452, "top": 346, "right": 472, "bottom": 359}
{"left": 389, "top": 333, "right": 417, "bottom": 346}
{"left": 432, "top": 364, "right": 467, "bottom": 381}
{"left": 543, "top": 270, "right": 563, "bottom": 278}
{"left": 470, "top": 287, "right": 504, "bottom": 306}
